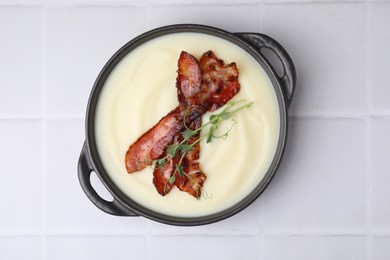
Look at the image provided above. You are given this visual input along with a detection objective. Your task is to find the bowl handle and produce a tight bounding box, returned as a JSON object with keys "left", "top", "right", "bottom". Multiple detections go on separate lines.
{"left": 78, "top": 142, "right": 138, "bottom": 216}
{"left": 236, "top": 33, "right": 297, "bottom": 107}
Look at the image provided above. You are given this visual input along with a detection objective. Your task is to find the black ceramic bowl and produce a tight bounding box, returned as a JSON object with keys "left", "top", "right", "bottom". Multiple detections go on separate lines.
{"left": 78, "top": 24, "right": 296, "bottom": 226}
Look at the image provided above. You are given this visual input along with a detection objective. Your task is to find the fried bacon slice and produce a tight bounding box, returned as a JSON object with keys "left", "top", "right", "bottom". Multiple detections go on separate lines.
{"left": 172, "top": 50, "right": 239, "bottom": 197}
{"left": 125, "top": 106, "right": 181, "bottom": 173}
{"left": 125, "top": 50, "right": 240, "bottom": 198}
{"left": 152, "top": 117, "right": 206, "bottom": 198}
{"left": 199, "top": 51, "right": 241, "bottom": 111}
{"left": 152, "top": 137, "right": 178, "bottom": 196}
{"left": 152, "top": 52, "right": 204, "bottom": 197}
{"left": 176, "top": 51, "right": 202, "bottom": 105}
{"left": 126, "top": 51, "right": 204, "bottom": 174}
{"left": 174, "top": 117, "right": 206, "bottom": 198}
{"left": 176, "top": 50, "right": 240, "bottom": 110}
{"left": 125, "top": 104, "right": 206, "bottom": 173}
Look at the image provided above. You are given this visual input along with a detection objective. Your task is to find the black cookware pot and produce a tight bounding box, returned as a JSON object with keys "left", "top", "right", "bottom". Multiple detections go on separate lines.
{"left": 78, "top": 24, "right": 296, "bottom": 226}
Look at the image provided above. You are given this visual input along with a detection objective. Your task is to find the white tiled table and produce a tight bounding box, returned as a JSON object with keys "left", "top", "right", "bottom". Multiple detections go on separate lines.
{"left": 1, "top": 0, "right": 390, "bottom": 259}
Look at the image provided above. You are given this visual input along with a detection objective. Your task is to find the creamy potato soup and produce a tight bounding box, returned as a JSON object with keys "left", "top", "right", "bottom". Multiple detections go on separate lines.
{"left": 95, "top": 33, "right": 280, "bottom": 217}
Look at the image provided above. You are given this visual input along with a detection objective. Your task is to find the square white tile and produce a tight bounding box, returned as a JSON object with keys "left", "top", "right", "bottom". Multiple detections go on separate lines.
{"left": 262, "top": 3, "right": 367, "bottom": 116}
{"left": 0, "top": 7, "right": 41, "bottom": 116}
{"left": 45, "top": 7, "right": 149, "bottom": 117}
{"left": 45, "top": 120, "right": 149, "bottom": 231}
{"left": 0, "top": 237, "right": 41, "bottom": 259}
{"left": 150, "top": 235, "right": 261, "bottom": 260}
{"left": 263, "top": 236, "right": 367, "bottom": 260}
{"left": 46, "top": 236, "right": 148, "bottom": 259}
{"left": 0, "top": 120, "right": 42, "bottom": 230}
{"left": 372, "top": 236, "right": 390, "bottom": 260}
{"left": 149, "top": 4, "right": 261, "bottom": 32}
{"left": 261, "top": 118, "right": 367, "bottom": 230}
{"left": 371, "top": 3, "right": 390, "bottom": 113}
{"left": 371, "top": 118, "right": 390, "bottom": 229}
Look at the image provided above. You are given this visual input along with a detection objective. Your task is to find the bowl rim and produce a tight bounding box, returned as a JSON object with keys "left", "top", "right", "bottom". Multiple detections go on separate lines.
{"left": 84, "top": 24, "right": 289, "bottom": 226}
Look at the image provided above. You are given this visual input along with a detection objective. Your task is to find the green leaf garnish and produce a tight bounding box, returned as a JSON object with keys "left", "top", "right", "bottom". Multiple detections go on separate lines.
{"left": 168, "top": 175, "right": 176, "bottom": 184}
{"left": 182, "top": 129, "right": 197, "bottom": 139}
{"left": 209, "top": 114, "right": 218, "bottom": 124}
{"left": 179, "top": 144, "right": 194, "bottom": 153}
{"left": 176, "top": 164, "right": 185, "bottom": 177}
{"left": 166, "top": 144, "right": 180, "bottom": 157}
{"left": 156, "top": 158, "right": 167, "bottom": 167}
{"left": 206, "top": 125, "right": 216, "bottom": 143}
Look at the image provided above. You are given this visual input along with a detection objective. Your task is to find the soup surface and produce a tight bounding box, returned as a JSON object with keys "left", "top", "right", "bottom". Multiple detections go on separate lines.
{"left": 95, "top": 32, "right": 280, "bottom": 217}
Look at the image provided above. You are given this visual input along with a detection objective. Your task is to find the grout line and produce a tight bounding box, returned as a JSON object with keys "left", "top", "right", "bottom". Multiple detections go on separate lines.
{"left": 0, "top": 116, "right": 85, "bottom": 121}
{"left": 44, "top": 229, "right": 151, "bottom": 237}
{"left": 365, "top": 1, "right": 373, "bottom": 259}
{"left": 40, "top": 1, "right": 262, "bottom": 8}
{"left": 366, "top": 0, "right": 373, "bottom": 115}
{"left": 368, "top": 113, "right": 390, "bottom": 119}
{"left": 0, "top": 0, "right": 387, "bottom": 8}
{"left": 263, "top": 0, "right": 366, "bottom": 4}
{"left": 148, "top": 1, "right": 262, "bottom": 7}
{"left": 0, "top": 116, "right": 42, "bottom": 121}
{"left": 371, "top": 230, "right": 390, "bottom": 237}
{"left": 2, "top": 228, "right": 390, "bottom": 237}
{"left": 290, "top": 114, "right": 368, "bottom": 120}
{"left": 262, "top": 230, "right": 369, "bottom": 237}
{"left": 290, "top": 112, "right": 390, "bottom": 120}
{"left": 43, "top": 116, "right": 85, "bottom": 121}
{"left": 44, "top": 3, "right": 149, "bottom": 9}
{"left": 366, "top": 116, "right": 373, "bottom": 260}
{"left": 0, "top": 230, "right": 43, "bottom": 237}
{"left": 0, "top": 1, "right": 43, "bottom": 7}
{"left": 40, "top": 5, "right": 48, "bottom": 260}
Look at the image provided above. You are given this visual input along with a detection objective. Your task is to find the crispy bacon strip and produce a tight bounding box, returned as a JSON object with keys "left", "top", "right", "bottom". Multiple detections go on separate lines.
{"left": 126, "top": 51, "right": 204, "bottom": 174}
{"left": 152, "top": 137, "right": 178, "bottom": 196}
{"left": 169, "top": 50, "right": 241, "bottom": 197}
{"left": 199, "top": 51, "right": 241, "bottom": 111}
{"left": 152, "top": 117, "right": 206, "bottom": 198}
{"left": 125, "top": 105, "right": 205, "bottom": 173}
{"left": 152, "top": 159, "right": 176, "bottom": 196}
{"left": 176, "top": 51, "right": 202, "bottom": 104}
{"left": 174, "top": 117, "right": 206, "bottom": 198}
{"left": 152, "top": 52, "right": 203, "bottom": 196}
